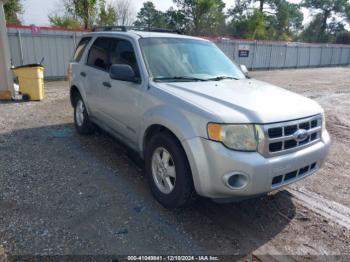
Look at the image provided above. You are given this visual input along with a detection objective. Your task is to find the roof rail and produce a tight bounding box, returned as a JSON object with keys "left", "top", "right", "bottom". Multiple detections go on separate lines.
{"left": 92, "top": 26, "right": 127, "bottom": 32}
{"left": 92, "top": 26, "right": 182, "bottom": 34}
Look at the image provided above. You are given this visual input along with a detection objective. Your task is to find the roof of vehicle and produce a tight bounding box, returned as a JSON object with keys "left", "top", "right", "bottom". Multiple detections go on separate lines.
{"left": 84, "top": 27, "right": 209, "bottom": 42}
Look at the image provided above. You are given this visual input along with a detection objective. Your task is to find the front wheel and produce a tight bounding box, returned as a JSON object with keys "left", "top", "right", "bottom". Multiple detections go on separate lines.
{"left": 73, "top": 95, "right": 95, "bottom": 135}
{"left": 145, "top": 132, "right": 196, "bottom": 209}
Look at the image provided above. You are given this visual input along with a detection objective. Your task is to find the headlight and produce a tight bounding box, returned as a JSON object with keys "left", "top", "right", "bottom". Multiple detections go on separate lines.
{"left": 207, "top": 123, "right": 258, "bottom": 151}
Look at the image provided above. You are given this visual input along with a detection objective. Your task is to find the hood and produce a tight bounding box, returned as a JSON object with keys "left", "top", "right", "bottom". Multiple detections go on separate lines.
{"left": 156, "top": 78, "right": 323, "bottom": 124}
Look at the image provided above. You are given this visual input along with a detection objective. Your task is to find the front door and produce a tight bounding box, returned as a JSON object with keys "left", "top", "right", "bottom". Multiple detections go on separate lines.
{"left": 99, "top": 38, "right": 143, "bottom": 144}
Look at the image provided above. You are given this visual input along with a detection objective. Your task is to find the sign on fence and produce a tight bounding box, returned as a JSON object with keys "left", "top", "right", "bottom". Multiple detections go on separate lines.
{"left": 238, "top": 44, "right": 250, "bottom": 58}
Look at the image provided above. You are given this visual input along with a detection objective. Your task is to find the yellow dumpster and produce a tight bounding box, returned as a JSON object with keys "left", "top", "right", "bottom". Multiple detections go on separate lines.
{"left": 12, "top": 64, "right": 45, "bottom": 101}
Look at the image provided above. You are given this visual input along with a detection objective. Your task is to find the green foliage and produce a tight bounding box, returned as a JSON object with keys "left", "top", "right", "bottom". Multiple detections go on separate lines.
{"left": 134, "top": 1, "right": 167, "bottom": 28}
{"left": 4, "top": 0, "right": 23, "bottom": 24}
{"left": 227, "top": 0, "right": 302, "bottom": 41}
{"left": 173, "top": 0, "right": 226, "bottom": 35}
{"left": 48, "top": 14, "right": 82, "bottom": 29}
{"left": 335, "top": 31, "right": 350, "bottom": 44}
{"left": 63, "top": 0, "right": 99, "bottom": 29}
{"left": 301, "top": 0, "right": 350, "bottom": 42}
{"left": 273, "top": 0, "right": 303, "bottom": 39}
{"left": 165, "top": 7, "right": 189, "bottom": 32}
{"left": 299, "top": 13, "right": 323, "bottom": 42}
{"left": 97, "top": 0, "right": 118, "bottom": 26}
{"left": 246, "top": 9, "right": 268, "bottom": 39}
{"left": 50, "top": 0, "right": 118, "bottom": 29}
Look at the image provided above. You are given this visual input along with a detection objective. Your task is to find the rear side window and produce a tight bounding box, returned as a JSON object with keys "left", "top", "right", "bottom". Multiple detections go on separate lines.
{"left": 87, "top": 37, "right": 112, "bottom": 71}
{"left": 73, "top": 37, "right": 91, "bottom": 62}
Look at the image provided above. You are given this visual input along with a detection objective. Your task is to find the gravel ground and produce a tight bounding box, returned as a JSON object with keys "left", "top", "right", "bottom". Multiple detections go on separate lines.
{"left": 0, "top": 68, "right": 350, "bottom": 260}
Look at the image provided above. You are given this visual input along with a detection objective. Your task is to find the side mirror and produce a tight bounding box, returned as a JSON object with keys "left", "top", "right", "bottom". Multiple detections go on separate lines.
{"left": 110, "top": 64, "right": 137, "bottom": 82}
{"left": 240, "top": 64, "right": 249, "bottom": 75}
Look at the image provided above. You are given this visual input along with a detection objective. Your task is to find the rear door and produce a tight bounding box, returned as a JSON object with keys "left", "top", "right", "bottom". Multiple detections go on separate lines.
{"left": 84, "top": 37, "right": 113, "bottom": 117}
{"left": 70, "top": 36, "right": 91, "bottom": 102}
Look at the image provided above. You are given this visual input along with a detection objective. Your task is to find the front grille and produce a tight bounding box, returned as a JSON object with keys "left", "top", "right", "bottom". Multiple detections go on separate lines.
{"left": 271, "top": 162, "right": 318, "bottom": 187}
{"left": 259, "top": 115, "right": 323, "bottom": 157}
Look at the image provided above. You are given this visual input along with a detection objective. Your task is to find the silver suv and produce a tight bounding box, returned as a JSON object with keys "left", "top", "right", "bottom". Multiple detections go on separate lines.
{"left": 68, "top": 27, "right": 330, "bottom": 208}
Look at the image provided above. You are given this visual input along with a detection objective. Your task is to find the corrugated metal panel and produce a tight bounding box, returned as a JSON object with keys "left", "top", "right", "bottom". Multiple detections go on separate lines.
{"left": 310, "top": 47, "right": 321, "bottom": 66}
{"left": 298, "top": 47, "right": 310, "bottom": 67}
{"left": 284, "top": 46, "right": 298, "bottom": 68}
{"left": 269, "top": 45, "right": 286, "bottom": 68}
{"left": 252, "top": 44, "right": 271, "bottom": 68}
{"left": 340, "top": 48, "right": 350, "bottom": 64}
{"left": 320, "top": 47, "right": 332, "bottom": 66}
{"left": 6, "top": 28, "right": 350, "bottom": 78}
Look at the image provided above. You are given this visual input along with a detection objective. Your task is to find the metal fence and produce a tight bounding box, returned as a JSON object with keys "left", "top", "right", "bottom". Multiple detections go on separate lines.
{"left": 7, "top": 26, "right": 86, "bottom": 79}
{"left": 6, "top": 26, "right": 350, "bottom": 79}
{"left": 216, "top": 40, "right": 350, "bottom": 70}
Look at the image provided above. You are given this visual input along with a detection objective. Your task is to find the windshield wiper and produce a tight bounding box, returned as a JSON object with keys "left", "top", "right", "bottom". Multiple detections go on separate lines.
{"left": 153, "top": 76, "right": 207, "bottom": 82}
{"left": 207, "top": 76, "right": 240, "bottom": 81}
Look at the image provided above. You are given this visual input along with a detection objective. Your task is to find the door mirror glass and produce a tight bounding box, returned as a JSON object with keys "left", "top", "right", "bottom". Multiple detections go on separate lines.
{"left": 110, "top": 64, "right": 137, "bottom": 82}
{"left": 240, "top": 64, "right": 249, "bottom": 75}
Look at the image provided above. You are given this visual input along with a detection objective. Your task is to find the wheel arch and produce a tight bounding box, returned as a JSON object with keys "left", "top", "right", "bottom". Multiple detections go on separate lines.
{"left": 70, "top": 85, "right": 80, "bottom": 107}
{"left": 70, "top": 84, "right": 91, "bottom": 115}
{"left": 139, "top": 106, "right": 198, "bottom": 157}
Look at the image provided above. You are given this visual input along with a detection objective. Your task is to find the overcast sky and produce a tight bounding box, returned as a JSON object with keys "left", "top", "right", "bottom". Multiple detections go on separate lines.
{"left": 22, "top": 0, "right": 306, "bottom": 27}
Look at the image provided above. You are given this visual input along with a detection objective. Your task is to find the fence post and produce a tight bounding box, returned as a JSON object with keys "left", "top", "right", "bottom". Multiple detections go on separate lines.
{"left": 283, "top": 43, "right": 288, "bottom": 68}
{"left": 268, "top": 44, "right": 273, "bottom": 70}
{"left": 251, "top": 40, "right": 257, "bottom": 70}
{"left": 320, "top": 46, "right": 323, "bottom": 67}
{"left": 339, "top": 47, "right": 343, "bottom": 65}
{"left": 308, "top": 46, "right": 311, "bottom": 67}
{"left": 330, "top": 46, "right": 334, "bottom": 66}
{"left": 296, "top": 45, "right": 299, "bottom": 68}
{"left": 17, "top": 29, "right": 24, "bottom": 65}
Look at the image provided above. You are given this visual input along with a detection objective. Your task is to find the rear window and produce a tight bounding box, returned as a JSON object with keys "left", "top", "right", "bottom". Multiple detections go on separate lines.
{"left": 73, "top": 37, "right": 91, "bottom": 62}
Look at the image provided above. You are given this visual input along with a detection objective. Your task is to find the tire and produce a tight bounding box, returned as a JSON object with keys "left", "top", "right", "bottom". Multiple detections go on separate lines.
{"left": 145, "top": 132, "right": 196, "bottom": 209}
{"left": 73, "top": 94, "right": 95, "bottom": 135}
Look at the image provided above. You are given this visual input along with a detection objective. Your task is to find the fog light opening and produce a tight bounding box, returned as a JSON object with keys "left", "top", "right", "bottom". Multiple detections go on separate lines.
{"left": 225, "top": 173, "right": 249, "bottom": 190}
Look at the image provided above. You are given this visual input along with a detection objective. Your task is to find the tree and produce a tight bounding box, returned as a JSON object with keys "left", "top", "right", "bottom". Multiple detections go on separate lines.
{"left": 299, "top": 13, "right": 323, "bottom": 42}
{"left": 246, "top": 9, "right": 268, "bottom": 39}
{"left": 115, "top": 0, "right": 134, "bottom": 26}
{"left": 49, "top": 14, "right": 82, "bottom": 29}
{"left": 4, "top": 0, "right": 23, "bottom": 24}
{"left": 270, "top": 0, "right": 303, "bottom": 40}
{"left": 227, "top": 0, "right": 249, "bottom": 35}
{"left": 173, "top": 0, "right": 226, "bottom": 35}
{"left": 227, "top": 0, "right": 302, "bottom": 40}
{"left": 64, "top": 0, "right": 99, "bottom": 29}
{"left": 335, "top": 30, "right": 350, "bottom": 44}
{"left": 97, "top": 0, "right": 117, "bottom": 26}
{"left": 165, "top": 7, "right": 188, "bottom": 32}
{"left": 301, "top": 0, "right": 350, "bottom": 42}
{"left": 134, "top": 1, "right": 166, "bottom": 28}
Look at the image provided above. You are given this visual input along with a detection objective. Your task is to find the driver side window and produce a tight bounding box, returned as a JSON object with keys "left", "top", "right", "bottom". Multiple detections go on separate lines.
{"left": 109, "top": 39, "right": 140, "bottom": 77}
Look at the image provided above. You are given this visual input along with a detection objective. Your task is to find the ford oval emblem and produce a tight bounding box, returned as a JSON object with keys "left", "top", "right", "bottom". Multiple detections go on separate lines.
{"left": 293, "top": 129, "right": 308, "bottom": 142}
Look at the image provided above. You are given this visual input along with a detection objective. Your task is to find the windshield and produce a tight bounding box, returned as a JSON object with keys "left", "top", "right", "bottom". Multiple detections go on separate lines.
{"left": 139, "top": 37, "right": 246, "bottom": 82}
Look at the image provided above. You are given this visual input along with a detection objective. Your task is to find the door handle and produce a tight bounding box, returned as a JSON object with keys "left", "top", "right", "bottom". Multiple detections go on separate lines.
{"left": 103, "top": 81, "right": 111, "bottom": 88}
{"left": 80, "top": 72, "right": 86, "bottom": 77}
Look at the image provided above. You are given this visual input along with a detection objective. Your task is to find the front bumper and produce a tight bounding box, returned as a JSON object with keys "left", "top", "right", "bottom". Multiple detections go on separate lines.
{"left": 182, "top": 130, "right": 330, "bottom": 199}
